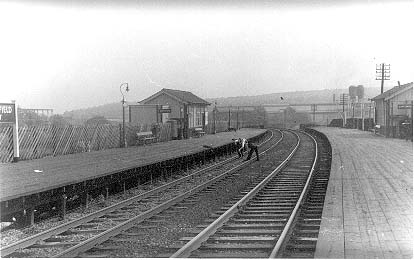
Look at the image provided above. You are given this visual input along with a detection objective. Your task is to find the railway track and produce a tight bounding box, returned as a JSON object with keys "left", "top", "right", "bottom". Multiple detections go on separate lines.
{"left": 168, "top": 130, "right": 319, "bottom": 258}
{"left": 278, "top": 129, "right": 332, "bottom": 258}
{"left": 1, "top": 130, "right": 283, "bottom": 258}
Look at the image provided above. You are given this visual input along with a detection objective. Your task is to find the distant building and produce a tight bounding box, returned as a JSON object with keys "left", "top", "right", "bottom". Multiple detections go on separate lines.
{"left": 372, "top": 82, "right": 413, "bottom": 138}
{"left": 129, "top": 88, "right": 210, "bottom": 139}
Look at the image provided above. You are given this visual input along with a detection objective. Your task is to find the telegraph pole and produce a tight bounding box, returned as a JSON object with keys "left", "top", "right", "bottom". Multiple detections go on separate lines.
{"left": 376, "top": 63, "right": 390, "bottom": 94}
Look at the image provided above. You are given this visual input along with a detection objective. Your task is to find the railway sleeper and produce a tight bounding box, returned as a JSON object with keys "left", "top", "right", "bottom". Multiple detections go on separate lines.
{"left": 191, "top": 251, "right": 270, "bottom": 258}
{"left": 79, "top": 253, "right": 111, "bottom": 258}
{"left": 300, "top": 209, "right": 323, "bottom": 215}
{"left": 222, "top": 224, "right": 284, "bottom": 229}
{"left": 283, "top": 251, "right": 315, "bottom": 258}
{"left": 301, "top": 204, "right": 324, "bottom": 209}
{"left": 178, "top": 236, "right": 276, "bottom": 243}
{"left": 88, "top": 218, "right": 107, "bottom": 223}
{"left": 229, "top": 219, "right": 287, "bottom": 223}
{"left": 264, "top": 186, "right": 304, "bottom": 189}
{"left": 289, "top": 237, "right": 318, "bottom": 244}
{"left": 310, "top": 185, "right": 328, "bottom": 189}
{"left": 209, "top": 212, "right": 289, "bottom": 218}
{"left": 44, "top": 236, "right": 66, "bottom": 242}
{"left": 245, "top": 205, "right": 295, "bottom": 210}
{"left": 240, "top": 209, "right": 292, "bottom": 214}
{"left": 103, "top": 213, "right": 128, "bottom": 218}
{"left": 248, "top": 201, "right": 297, "bottom": 205}
{"left": 260, "top": 189, "right": 302, "bottom": 193}
{"left": 309, "top": 189, "right": 327, "bottom": 194}
{"left": 27, "top": 241, "right": 79, "bottom": 249}
{"left": 89, "top": 245, "right": 124, "bottom": 251}
{"left": 293, "top": 230, "right": 320, "bottom": 237}
{"left": 77, "top": 223, "right": 100, "bottom": 229}
{"left": 297, "top": 223, "right": 321, "bottom": 230}
{"left": 200, "top": 243, "right": 274, "bottom": 249}
{"left": 235, "top": 213, "right": 290, "bottom": 217}
{"left": 60, "top": 228, "right": 107, "bottom": 235}
{"left": 255, "top": 194, "right": 299, "bottom": 198}
{"left": 299, "top": 218, "right": 321, "bottom": 224}
{"left": 251, "top": 197, "right": 299, "bottom": 201}
{"left": 215, "top": 229, "right": 282, "bottom": 235}
{"left": 306, "top": 196, "right": 326, "bottom": 201}
{"left": 285, "top": 243, "right": 316, "bottom": 251}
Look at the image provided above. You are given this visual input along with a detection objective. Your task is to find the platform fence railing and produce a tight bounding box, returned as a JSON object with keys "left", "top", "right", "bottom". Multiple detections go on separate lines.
{"left": 0, "top": 119, "right": 249, "bottom": 163}
{"left": 0, "top": 123, "right": 174, "bottom": 163}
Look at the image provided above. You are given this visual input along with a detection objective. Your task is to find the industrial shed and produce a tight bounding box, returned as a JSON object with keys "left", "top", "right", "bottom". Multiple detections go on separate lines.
{"left": 372, "top": 82, "right": 413, "bottom": 138}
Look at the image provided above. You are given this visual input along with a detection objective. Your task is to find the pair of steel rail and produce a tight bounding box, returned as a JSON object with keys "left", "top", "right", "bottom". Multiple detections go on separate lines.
{"left": 1, "top": 130, "right": 282, "bottom": 258}
{"left": 170, "top": 130, "right": 318, "bottom": 258}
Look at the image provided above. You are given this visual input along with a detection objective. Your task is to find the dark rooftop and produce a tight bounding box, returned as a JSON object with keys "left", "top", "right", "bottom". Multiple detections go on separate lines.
{"left": 141, "top": 88, "right": 211, "bottom": 105}
{"left": 372, "top": 82, "right": 413, "bottom": 100}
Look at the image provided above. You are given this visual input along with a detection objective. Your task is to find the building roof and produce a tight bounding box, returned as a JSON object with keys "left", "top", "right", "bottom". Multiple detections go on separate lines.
{"left": 140, "top": 88, "right": 211, "bottom": 105}
{"left": 372, "top": 82, "right": 413, "bottom": 101}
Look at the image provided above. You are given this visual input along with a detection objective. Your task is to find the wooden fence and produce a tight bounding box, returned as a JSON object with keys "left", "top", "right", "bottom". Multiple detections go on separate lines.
{"left": 0, "top": 126, "right": 13, "bottom": 163}
{"left": 0, "top": 123, "right": 173, "bottom": 163}
{"left": 0, "top": 120, "right": 248, "bottom": 163}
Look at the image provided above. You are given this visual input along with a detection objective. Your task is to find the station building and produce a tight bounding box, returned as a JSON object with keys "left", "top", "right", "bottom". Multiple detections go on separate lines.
{"left": 129, "top": 88, "right": 210, "bottom": 139}
{"left": 372, "top": 82, "right": 413, "bottom": 138}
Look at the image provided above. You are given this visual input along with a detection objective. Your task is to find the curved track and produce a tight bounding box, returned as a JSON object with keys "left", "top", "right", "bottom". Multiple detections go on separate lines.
{"left": 1, "top": 130, "right": 282, "bottom": 258}
{"left": 169, "top": 130, "right": 318, "bottom": 258}
{"left": 277, "top": 129, "right": 332, "bottom": 258}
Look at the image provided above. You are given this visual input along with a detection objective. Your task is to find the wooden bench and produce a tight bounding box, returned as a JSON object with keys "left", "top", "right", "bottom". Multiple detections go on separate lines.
{"left": 194, "top": 127, "right": 206, "bottom": 138}
{"left": 136, "top": 131, "right": 157, "bottom": 145}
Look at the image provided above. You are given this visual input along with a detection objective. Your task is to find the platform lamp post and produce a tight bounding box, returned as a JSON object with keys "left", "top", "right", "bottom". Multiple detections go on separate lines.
{"left": 120, "top": 83, "right": 129, "bottom": 148}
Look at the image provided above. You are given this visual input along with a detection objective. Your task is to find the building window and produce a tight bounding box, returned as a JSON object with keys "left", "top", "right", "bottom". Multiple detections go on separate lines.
{"left": 188, "top": 109, "right": 193, "bottom": 128}
{"left": 196, "top": 107, "right": 202, "bottom": 126}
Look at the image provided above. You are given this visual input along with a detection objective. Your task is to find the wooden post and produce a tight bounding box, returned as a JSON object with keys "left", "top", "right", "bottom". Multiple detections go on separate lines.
{"left": 24, "top": 208, "right": 35, "bottom": 226}
{"left": 11, "top": 101, "right": 20, "bottom": 162}
{"left": 61, "top": 194, "right": 67, "bottom": 220}
{"left": 85, "top": 193, "right": 90, "bottom": 209}
{"left": 362, "top": 103, "right": 364, "bottom": 131}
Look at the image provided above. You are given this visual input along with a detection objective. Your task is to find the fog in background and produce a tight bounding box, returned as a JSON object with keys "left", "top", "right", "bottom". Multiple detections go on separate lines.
{"left": 1, "top": 1, "right": 413, "bottom": 113}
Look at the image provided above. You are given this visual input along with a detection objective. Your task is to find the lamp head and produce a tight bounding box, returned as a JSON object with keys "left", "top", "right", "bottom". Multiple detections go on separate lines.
{"left": 126, "top": 84, "right": 129, "bottom": 92}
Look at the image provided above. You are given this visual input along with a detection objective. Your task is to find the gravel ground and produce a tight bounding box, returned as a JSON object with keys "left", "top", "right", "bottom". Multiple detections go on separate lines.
{"left": 0, "top": 165, "right": 203, "bottom": 248}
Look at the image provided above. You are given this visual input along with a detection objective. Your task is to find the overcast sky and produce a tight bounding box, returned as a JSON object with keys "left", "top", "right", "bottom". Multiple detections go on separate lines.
{"left": 1, "top": 1, "right": 413, "bottom": 113}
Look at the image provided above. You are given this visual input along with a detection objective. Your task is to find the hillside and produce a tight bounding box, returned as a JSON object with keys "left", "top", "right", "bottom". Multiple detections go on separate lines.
{"left": 62, "top": 87, "right": 382, "bottom": 123}
{"left": 206, "top": 87, "right": 381, "bottom": 107}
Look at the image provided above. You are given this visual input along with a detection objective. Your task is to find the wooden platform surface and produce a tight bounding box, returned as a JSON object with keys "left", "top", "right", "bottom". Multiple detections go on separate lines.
{"left": 0, "top": 129, "right": 265, "bottom": 201}
{"left": 314, "top": 127, "right": 413, "bottom": 258}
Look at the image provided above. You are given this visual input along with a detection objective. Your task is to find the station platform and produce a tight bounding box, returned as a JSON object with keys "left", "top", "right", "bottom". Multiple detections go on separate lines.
{"left": 0, "top": 129, "right": 265, "bottom": 202}
{"left": 314, "top": 127, "right": 413, "bottom": 258}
